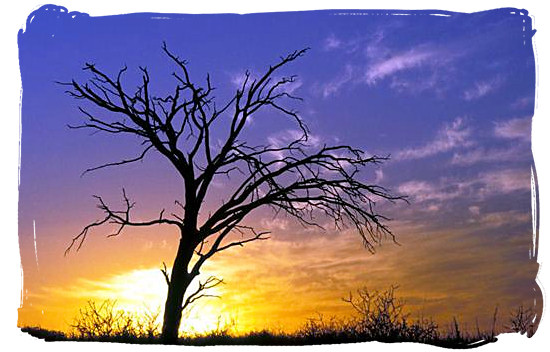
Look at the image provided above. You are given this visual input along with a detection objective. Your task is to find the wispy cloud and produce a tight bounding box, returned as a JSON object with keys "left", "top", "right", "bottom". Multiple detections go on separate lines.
{"left": 468, "top": 205, "right": 481, "bottom": 216}
{"left": 494, "top": 116, "right": 532, "bottom": 141}
{"left": 451, "top": 145, "right": 526, "bottom": 166}
{"left": 477, "top": 168, "right": 531, "bottom": 196}
{"left": 468, "top": 210, "right": 531, "bottom": 228}
{"left": 267, "top": 129, "right": 321, "bottom": 159}
{"left": 462, "top": 76, "right": 504, "bottom": 101}
{"left": 321, "top": 64, "right": 354, "bottom": 98}
{"left": 323, "top": 33, "right": 342, "bottom": 51}
{"left": 510, "top": 95, "right": 534, "bottom": 110}
{"left": 230, "top": 72, "right": 303, "bottom": 96}
{"left": 395, "top": 117, "right": 472, "bottom": 161}
{"left": 397, "top": 180, "right": 462, "bottom": 203}
{"left": 449, "top": 116, "right": 531, "bottom": 166}
{"left": 374, "top": 169, "right": 384, "bottom": 183}
{"left": 364, "top": 29, "right": 388, "bottom": 59}
{"left": 364, "top": 47, "right": 438, "bottom": 85}
{"left": 318, "top": 30, "right": 456, "bottom": 97}
{"left": 322, "top": 32, "right": 373, "bottom": 55}
{"left": 260, "top": 217, "right": 290, "bottom": 231}
{"left": 389, "top": 71, "right": 441, "bottom": 94}
{"left": 398, "top": 168, "right": 530, "bottom": 205}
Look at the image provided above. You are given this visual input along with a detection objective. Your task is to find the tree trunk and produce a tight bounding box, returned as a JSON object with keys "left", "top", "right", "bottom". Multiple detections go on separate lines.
{"left": 160, "top": 237, "right": 196, "bottom": 343}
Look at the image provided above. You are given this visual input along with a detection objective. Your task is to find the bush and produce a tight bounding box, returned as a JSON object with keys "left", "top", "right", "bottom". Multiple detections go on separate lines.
{"left": 506, "top": 305, "right": 536, "bottom": 337}
{"left": 343, "top": 285, "right": 439, "bottom": 342}
{"left": 69, "top": 300, "right": 161, "bottom": 341}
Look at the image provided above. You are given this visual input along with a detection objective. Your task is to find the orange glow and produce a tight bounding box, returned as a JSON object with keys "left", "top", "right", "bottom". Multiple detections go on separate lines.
{"left": 18, "top": 222, "right": 540, "bottom": 336}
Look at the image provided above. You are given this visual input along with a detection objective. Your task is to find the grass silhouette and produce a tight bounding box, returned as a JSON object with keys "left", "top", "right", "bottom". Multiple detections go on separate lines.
{"left": 20, "top": 286, "right": 536, "bottom": 348}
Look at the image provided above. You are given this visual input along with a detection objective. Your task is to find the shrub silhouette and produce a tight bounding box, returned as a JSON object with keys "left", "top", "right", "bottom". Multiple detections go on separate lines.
{"left": 293, "top": 286, "right": 440, "bottom": 344}
{"left": 70, "top": 300, "right": 160, "bottom": 341}
{"left": 506, "top": 305, "right": 536, "bottom": 337}
{"left": 342, "top": 285, "right": 439, "bottom": 342}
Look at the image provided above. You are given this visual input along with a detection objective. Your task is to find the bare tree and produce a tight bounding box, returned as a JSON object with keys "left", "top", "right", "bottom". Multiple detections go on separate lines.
{"left": 61, "top": 43, "right": 403, "bottom": 343}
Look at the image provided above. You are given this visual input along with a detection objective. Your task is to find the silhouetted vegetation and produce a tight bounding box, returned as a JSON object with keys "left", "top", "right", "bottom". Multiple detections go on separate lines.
{"left": 20, "top": 286, "right": 538, "bottom": 347}
{"left": 505, "top": 305, "right": 536, "bottom": 337}
{"left": 341, "top": 285, "right": 440, "bottom": 343}
{"left": 70, "top": 300, "right": 161, "bottom": 341}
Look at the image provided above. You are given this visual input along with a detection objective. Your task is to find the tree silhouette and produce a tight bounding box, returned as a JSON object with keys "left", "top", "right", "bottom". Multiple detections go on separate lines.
{"left": 62, "top": 43, "right": 403, "bottom": 343}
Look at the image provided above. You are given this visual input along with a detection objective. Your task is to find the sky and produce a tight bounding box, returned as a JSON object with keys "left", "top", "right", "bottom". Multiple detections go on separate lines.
{"left": 16, "top": 5, "right": 541, "bottom": 336}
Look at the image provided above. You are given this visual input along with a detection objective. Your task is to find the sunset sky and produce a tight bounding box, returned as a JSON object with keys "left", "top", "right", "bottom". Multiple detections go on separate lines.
{"left": 17, "top": 6, "right": 540, "bottom": 335}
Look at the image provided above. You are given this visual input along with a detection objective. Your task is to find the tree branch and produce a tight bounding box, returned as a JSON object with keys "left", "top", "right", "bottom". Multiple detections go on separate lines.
{"left": 80, "top": 144, "right": 155, "bottom": 177}
{"left": 161, "top": 262, "right": 171, "bottom": 286}
{"left": 181, "top": 276, "right": 224, "bottom": 312}
{"left": 65, "top": 189, "right": 183, "bottom": 255}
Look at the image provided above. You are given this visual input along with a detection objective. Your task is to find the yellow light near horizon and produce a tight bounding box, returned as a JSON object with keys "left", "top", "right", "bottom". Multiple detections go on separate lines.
{"left": 81, "top": 267, "right": 231, "bottom": 335}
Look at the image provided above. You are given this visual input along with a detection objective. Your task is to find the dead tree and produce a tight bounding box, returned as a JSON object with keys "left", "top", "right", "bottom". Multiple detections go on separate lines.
{"left": 62, "top": 43, "right": 403, "bottom": 343}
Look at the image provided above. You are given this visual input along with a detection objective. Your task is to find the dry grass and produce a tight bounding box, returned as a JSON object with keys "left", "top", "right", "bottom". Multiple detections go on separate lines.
{"left": 21, "top": 286, "right": 537, "bottom": 348}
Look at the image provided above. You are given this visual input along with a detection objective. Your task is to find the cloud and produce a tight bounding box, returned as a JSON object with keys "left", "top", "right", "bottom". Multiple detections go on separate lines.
{"left": 374, "top": 169, "right": 384, "bottom": 183}
{"left": 318, "top": 32, "right": 454, "bottom": 98}
{"left": 397, "top": 180, "right": 465, "bottom": 203}
{"left": 398, "top": 168, "right": 531, "bottom": 205}
{"left": 462, "top": 76, "right": 504, "bottom": 101}
{"left": 261, "top": 217, "right": 290, "bottom": 231}
{"left": 267, "top": 129, "right": 321, "bottom": 159}
{"left": 397, "top": 181, "right": 433, "bottom": 201}
{"left": 230, "top": 72, "right": 303, "bottom": 97}
{"left": 268, "top": 129, "right": 320, "bottom": 148}
{"left": 364, "top": 47, "right": 438, "bottom": 85}
{"left": 469, "top": 210, "right": 531, "bottom": 228}
{"left": 279, "top": 77, "right": 303, "bottom": 96}
{"left": 366, "top": 42, "right": 464, "bottom": 96}
{"left": 468, "top": 206, "right": 480, "bottom": 216}
{"left": 494, "top": 117, "right": 532, "bottom": 141}
{"left": 451, "top": 145, "right": 527, "bottom": 166}
{"left": 510, "top": 96, "right": 534, "bottom": 110}
{"left": 322, "top": 31, "right": 379, "bottom": 55}
{"left": 317, "top": 23, "right": 472, "bottom": 98}
{"left": 395, "top": 117, "right": 472, "bottom": 161}
{"left": 397, "top": 181, "right": 435, "bottom": 203}
{"left": 230, "top": 73, "right": 247, "bottom": 88}
{"left": 364, "top": 29, "right": 388, "bottom": 59}
{"left": 477, "top": 168, "right": 531, "bottom": 195}
{"left": 319, "top": 25, "right": 523, "bottom": 99}
{"left": 321, "top": 64, "right": 354, "bottom": 98}
{"left": 323, "top": 34, "right": 342, "bottom": 51}
{"left": 389, "top": 71, "right": 441, "bottom": 94}
{"left": 449, "top": 117, "right": 531, "bottom": 166}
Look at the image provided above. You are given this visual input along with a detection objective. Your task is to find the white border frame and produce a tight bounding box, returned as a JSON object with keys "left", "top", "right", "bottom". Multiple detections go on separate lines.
{"left": 3, "top": 1, "right": 547, "bottom": 351}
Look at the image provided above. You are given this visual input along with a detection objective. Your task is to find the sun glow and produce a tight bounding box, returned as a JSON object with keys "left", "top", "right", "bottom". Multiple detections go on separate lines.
{"left": 80, "top": 268, "right": 232, "bottom": 335}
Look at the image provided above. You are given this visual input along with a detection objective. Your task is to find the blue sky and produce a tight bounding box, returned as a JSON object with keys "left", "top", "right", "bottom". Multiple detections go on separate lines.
{"left": 16, "top": 5, "right": 541, "bottom": 334}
